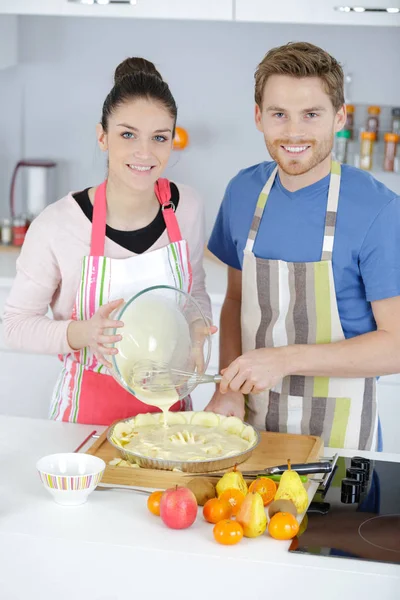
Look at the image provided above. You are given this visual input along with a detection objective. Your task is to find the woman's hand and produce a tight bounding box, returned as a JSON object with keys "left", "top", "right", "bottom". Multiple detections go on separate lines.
{"left": 190, "top": 320, "right": 218, "bottom": 373}
{"left": 67, "top": 299, "right": 124, "bottom": 369}
{"left": 219, "top": 347, "right": 289, "bottom": 395}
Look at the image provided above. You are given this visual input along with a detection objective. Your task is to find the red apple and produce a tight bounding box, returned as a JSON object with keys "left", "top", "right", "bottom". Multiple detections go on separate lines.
{"left": 160, "top": 486, "right": 198, "bottom": 529}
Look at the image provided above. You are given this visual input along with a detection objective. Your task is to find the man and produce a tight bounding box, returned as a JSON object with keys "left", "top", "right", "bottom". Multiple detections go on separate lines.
{"left": 205, "top": 42, "right": 400, "bottom": 450}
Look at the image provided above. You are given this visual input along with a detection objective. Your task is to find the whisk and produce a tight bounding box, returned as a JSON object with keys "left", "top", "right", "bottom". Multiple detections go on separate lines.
{"left": 130, "top": 360, "right": 222, "bottom": 393}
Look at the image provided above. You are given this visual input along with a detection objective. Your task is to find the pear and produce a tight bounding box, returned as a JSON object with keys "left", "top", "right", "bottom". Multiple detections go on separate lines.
{"left": 274, "top": 459, "right": 309, "bottom": 513}
{"left": 216, "top": 465, "right": 248, "bottom": 497}
{"left": 236, "top": 491, "right": 267, "bottom": 538}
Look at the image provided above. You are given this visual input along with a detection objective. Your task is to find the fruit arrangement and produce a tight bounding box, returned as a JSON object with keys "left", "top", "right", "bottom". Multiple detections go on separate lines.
{"left": 146, "top": 459, "right": 309, "bottom": 546}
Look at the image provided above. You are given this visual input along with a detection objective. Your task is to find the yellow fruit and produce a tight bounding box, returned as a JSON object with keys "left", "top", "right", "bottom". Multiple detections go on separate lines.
{"left": 216, "top": 465, "right": 248, "bottom": 497}
{"left": 236, "top": 491, "right": 267, "bottom": 538}
{"left": 274, "top": 459, "right": 309, "bottom": 513}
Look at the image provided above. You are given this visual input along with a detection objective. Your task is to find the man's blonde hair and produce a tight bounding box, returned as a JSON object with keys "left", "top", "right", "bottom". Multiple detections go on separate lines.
{"left": 255, "top": 42, "right": 344, "bottom": 111}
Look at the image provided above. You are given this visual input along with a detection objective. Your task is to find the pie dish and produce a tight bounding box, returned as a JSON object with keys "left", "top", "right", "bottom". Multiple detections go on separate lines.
{"left": 107, "top": 411, "right": 260, "bottom": 473}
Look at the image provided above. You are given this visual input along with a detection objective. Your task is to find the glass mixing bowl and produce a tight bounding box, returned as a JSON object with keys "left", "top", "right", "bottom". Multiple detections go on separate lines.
{"left": 109, "top": 285, "right": 212, "bottom": 402}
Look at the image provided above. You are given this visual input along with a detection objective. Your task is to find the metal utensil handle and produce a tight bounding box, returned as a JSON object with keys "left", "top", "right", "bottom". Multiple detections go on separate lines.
{"left": 200, "top": 373, "right": 222, "bottom": 384}
{"left": 240, "top": 461, "right": 332, "bottom": 478}
{"left": 278, "top": 462, "right": 332, "bottom": 475}
{"left": 95, "top": 484, "right": 151, "bottom": 495}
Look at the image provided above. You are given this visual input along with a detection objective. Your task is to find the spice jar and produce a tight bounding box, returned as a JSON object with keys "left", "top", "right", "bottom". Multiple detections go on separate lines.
{"left": 360, "top": 131, "right": 376, "bottom": 171}
{"left": 366, "top": 106, "right": 381, "bottom": 141}
{"left": 335, "top": 129, "right": 351, "bottom": 164}
{"left": 345, "top": 105, "right": 355, "bottom": 140}
{"left": 12, "top": 216, "right": 28, "bottom": 247}
{"left": 392, "top": 108, "right": 400, "bottom": 135}
{"left": 383, "top": 132, "right": 399, "bottom": 172}
{"left": 1, "top": 218, "right": 13, "bottom": 246}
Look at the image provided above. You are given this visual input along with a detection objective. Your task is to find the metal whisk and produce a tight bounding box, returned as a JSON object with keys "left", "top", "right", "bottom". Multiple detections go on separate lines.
{"left": 130, "top": 360, "right": 222, "bottom": 393}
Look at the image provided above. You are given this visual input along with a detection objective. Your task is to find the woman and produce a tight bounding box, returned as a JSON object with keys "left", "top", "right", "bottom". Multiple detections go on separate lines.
{"left": 4, "top": 57, "right": 212, "bottom": 425}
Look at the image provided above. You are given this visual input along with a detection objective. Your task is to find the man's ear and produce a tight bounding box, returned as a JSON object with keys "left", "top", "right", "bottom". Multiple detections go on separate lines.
{"left": 334, "top": 104, "right": 347, "bottom": 133}
{"left": 255, "top": 103, "right": 264, "bottom": 132}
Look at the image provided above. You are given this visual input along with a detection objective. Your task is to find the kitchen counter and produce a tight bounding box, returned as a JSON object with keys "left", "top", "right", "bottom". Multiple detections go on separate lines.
{"left": 0, "top": 415, "right": 399, "bottom": 600}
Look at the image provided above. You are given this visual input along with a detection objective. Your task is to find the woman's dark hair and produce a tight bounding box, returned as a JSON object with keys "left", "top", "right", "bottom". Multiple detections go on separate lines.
{"left": 101, "top": 57, "right": 177, "bottom": 133}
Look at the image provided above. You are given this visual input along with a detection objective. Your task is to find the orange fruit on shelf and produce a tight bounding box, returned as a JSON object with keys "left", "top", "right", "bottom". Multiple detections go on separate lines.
{"left": 173, "top": 126, "right": 189, "bottom": 150}
{"left": 218, "top": 488, "right": 246, "bottom": 516}
{"left": 248, "top": 477, "right": 277, "bottom": 506}
{"left": 213, "top": 519, "right": 244, "bottom": 545}
{"left": 147, "top": 490, "right": 164, "bottom": 516}
{"left": 203, "top": 497, "right": 232, "bottom": 524}
{"left": 268, "top": 511, "right": 300, "bottom": 540}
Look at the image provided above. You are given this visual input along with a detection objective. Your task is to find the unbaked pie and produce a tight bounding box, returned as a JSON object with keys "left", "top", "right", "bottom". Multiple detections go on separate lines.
{"left": 109, "top": 411, "right": 258, "bottom": 462}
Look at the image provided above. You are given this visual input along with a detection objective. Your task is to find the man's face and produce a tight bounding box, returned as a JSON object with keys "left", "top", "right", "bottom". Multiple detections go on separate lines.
{"left": 255, "top": 75, "right": 345, "bottom": 176}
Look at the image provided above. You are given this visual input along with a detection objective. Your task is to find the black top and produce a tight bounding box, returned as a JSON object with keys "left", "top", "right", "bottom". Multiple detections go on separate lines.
{"left": 73, "top": 182, "right": 180, "bottom": 254}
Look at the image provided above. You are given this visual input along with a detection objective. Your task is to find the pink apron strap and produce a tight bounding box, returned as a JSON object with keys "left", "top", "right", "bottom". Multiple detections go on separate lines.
{"left": 90, "top": 181, "right": 107, "bottom": 256}
{"left": 90, "top": 178, "right": 183, "bottom": 256}
{"left": 154, "top": 178, "right": 183, "bottom": 243}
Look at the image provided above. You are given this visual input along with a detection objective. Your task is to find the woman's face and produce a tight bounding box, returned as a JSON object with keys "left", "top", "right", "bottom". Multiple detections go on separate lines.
{"left": 97, "top": 97, "right": 175, "bottom": 193}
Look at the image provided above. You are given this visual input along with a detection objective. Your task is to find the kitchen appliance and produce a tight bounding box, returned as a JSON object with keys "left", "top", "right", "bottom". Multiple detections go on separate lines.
{"left": 290, "top": 455, "right": 400, "bottom": 566}
{"left": 9, "top": 159, "right": 56, "bottom": 219}
{"left": 110, "top": 285, "right": 214, "bottom": 403}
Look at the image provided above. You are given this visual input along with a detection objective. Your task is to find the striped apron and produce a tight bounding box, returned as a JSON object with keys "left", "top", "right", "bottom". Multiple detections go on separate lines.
{"left": 49, "top": 178, "right": 192, "bottom": 425}
{"left": 241, "top": 161, "right": 378, "bottom": 450}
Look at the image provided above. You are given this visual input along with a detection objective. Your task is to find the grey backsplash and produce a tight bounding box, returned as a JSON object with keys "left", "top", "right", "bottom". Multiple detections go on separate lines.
{"left": 0, "top": 16, "right": 399, "bottom": 233}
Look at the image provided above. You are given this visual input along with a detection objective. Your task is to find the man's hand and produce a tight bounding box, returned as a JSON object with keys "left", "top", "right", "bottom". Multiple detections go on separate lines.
{"left": 219, "top": 347, "right": 289, "bottom": 395}
{"left": 204, "top": 388, "right": 245, "bottom": 419}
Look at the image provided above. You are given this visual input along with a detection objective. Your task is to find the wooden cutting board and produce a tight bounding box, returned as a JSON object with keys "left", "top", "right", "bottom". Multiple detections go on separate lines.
{"left": 86, "top": 429, "right": 324, "bottom": 489}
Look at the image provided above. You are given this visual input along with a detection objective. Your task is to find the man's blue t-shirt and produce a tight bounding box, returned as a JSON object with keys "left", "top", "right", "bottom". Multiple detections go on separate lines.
{"left": 208, "top": 162, "right": 400, "bottom": 340}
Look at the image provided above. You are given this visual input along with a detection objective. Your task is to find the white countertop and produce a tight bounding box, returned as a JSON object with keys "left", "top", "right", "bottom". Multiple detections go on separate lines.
{"left": 0, "top": 415, "right": 399, "bottom": 600}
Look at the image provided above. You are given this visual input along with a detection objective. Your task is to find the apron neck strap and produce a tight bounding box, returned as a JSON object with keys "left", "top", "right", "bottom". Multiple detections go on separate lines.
{"left": 90, "top": 181, "right": 107, "bottom": 256}
{"left": 321, "top": 160, "right": 341, "bottom": 260}
{"left": 89, "top": 179, "right": 183, "bottom": 257}
{"left": 154, "top": 178, "right": 182, "bottom": 243}
{"left": 245, "top": 160, "right": 341, "bottom": 260}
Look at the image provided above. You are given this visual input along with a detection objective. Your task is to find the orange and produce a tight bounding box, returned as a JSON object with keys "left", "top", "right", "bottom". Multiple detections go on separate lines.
{"left": 203, "top": 497, "right": 232, "bottom": 524}
{"left": 213, "top": 519, "right": 244, "bottom": 545}
{"left": 218, "top": 488, "right": 246, "bottom": 516}
{"left": 268, "top": 511, "right": 299, "bottom": 540}
{"left": 248, "top": 477, "right": 277, "bottom": 506}
{"left": 147, "top": 490, "right": 164, "bottom": 516}
{"left": 173, "top": 126, "right": 189, "bottom": 150}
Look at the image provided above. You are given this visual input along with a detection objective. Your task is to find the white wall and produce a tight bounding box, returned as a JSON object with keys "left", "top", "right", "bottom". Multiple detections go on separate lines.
{"left": 0, "top": 16, "right": 399, "bottom": 231}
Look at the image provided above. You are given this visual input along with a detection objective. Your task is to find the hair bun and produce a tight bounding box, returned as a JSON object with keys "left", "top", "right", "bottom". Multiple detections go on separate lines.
{"left": 114, "top": 57, "right": 163, "bottom": 85}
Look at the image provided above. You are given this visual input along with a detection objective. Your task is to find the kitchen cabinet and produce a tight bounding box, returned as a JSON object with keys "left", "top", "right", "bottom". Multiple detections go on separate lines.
{"left": 236, "top": 0, "right": 400, "bottom": 26}
{"left": 0, "top": 15, "right": 17, "bottom": 69}
{"left": 0, "top": 0, "right": 233, "bottom": 21}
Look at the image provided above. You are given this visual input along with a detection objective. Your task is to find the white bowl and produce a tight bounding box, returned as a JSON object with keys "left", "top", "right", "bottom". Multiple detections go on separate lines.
{"left": 36, "top": 453, "right": 105, "bottom": 506}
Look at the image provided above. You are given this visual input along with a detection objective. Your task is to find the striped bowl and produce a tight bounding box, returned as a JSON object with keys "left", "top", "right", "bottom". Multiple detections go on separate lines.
{"left": 36, "top": 453, "right": 105, "bottom": 506}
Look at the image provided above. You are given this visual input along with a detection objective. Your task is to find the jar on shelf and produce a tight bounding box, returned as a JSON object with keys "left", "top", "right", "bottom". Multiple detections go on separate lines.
{"left": 1, "top": 218, "right": 13, "bottom": 245}
{"left": 392, "top": 108, "right": 400, "bottom": 135}
{"left": 12, "top": 216, "right": 28, "bottom": 247}
{"left": 344, "top": 105, "right": 355, "bottom": 139}
{"left": 366, "top": 106, "right": 381, "bottom": 141}
{"left": 360, "top": 131, "right": 376, "bottom": 171}
{"left": 383, "top": 132, "right": 399, "bottom": 172}
{"left": 335, "top": 129, "right": 351, "bottom": 163}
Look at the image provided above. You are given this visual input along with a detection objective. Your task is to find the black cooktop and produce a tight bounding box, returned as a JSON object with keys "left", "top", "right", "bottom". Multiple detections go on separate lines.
{"left": 289, "top": 456, "right": 400, "bottom": 565}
